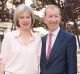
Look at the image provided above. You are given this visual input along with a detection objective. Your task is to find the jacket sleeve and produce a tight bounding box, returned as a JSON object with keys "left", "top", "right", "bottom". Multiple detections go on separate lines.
{"left": 67, "top": 35, "right": 77, "bottom": 74}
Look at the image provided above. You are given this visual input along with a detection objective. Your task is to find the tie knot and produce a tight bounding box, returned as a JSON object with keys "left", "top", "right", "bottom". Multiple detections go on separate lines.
{"left": 49, "top": 33, "right": 53, "bottom": 36}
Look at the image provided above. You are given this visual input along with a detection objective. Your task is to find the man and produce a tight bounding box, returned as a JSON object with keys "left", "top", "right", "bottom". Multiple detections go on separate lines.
{"left": 40, "top": 4, "right": 77, "bottom": 74}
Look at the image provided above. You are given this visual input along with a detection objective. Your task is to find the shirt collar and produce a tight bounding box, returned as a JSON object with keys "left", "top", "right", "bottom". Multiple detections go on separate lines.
{"left": 14, "top": 29, "right": 35, "bottom": 41}
{"left": 48, "top": 27, "right": 60, "bottom": 36}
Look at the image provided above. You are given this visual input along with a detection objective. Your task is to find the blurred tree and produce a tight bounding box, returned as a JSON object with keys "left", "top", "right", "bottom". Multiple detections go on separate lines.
{"left": 0, "top": 0, "right": 10, "bottom": 22}
{"left": 12, "top": 0, "right": 25, "bottom": 7}
{"left": 31, "top": 0, "right": 57, "bottom": 11}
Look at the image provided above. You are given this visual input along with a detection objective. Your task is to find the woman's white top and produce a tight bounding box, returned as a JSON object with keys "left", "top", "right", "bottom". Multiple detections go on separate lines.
{"left": 0, "top": 29, "right": 42, "bottom": 74}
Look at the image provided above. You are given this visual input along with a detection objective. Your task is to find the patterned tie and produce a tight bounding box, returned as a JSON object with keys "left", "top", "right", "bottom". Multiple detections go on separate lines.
{"left": 47, "top": 33, "right": 52, "bottom": 60}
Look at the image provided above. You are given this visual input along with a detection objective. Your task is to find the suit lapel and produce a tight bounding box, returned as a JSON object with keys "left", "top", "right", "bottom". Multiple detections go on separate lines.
{"left": 47, "top": 29, "right": 64, "bottom": 63}
{"left": 42, "top": 35, "right": 47, "bottom": 64}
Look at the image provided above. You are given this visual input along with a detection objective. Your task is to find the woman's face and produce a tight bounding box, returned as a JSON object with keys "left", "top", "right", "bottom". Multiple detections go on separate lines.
{"left": 18, "top": 11, "right": 32, "bottom": 31}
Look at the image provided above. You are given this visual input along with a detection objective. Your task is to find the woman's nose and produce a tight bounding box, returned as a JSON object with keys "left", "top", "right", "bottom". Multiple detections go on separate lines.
{"left": 24, "top": 17, "right": 27, "bottom": 21}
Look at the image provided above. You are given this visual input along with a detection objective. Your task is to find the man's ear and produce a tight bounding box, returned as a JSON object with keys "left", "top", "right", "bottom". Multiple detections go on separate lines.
{"left": 42, "top": 16, "right": 45, "bottom": 21}
{"left": 60, "top": 15, "right": 61, "bottom": 20}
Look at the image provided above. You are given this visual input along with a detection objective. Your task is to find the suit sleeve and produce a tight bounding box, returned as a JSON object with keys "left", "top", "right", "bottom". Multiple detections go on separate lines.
{"left": 0, "top": 33, "right": 11, "bottom": 65}
{"left": 67, "top": 35, "right": 77, "bottom": 74}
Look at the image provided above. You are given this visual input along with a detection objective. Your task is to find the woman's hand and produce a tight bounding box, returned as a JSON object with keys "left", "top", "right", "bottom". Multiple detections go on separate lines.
{"left": 0, "top": 60, "right": 4, "bottom": 74}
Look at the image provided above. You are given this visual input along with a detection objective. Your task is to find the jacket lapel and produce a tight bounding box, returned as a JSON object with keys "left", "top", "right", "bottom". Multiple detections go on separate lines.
{"left": 47, "top": 29, "right": 64, "bottom": 63}
{"left": 42, "top": 35, "right": 47, "bottom": 64}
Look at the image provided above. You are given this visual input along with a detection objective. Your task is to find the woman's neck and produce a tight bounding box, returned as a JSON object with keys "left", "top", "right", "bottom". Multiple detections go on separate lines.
{"left": 18, "top": 29, "right": 32, "bottom": 44}
{"left": 20, "top": 29, "right": 32, "bottom": 38}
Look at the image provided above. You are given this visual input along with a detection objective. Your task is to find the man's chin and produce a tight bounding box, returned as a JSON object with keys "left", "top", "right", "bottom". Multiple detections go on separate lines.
{"left": 49, "top": 28, "right": 55, "bottom": 32}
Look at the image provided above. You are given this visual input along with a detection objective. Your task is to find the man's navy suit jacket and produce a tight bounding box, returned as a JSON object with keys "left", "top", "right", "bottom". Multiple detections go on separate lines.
{"left": 40, "top": 29, "right": 77, "bottom": 74}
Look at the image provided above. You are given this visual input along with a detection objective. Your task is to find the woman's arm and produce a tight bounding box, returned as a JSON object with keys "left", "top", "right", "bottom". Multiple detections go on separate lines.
{"left": 0, "top": 59, "right": 4, "bottom": 74}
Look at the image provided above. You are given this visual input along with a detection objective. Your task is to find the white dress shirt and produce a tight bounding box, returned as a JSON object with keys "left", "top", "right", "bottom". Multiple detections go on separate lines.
{"left": 46, "top": 27, "right": 60, "bottom": 56}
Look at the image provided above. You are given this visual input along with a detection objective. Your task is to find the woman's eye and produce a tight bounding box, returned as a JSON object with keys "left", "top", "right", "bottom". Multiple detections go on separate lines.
{"left": 19, "top": 16, "right": 31, "bottom": 19}
{"left": 19, "top": 17, "right": 24, "bottom": 19}
{"left": 26, "top": 16, "right": 30, "bottom": 18}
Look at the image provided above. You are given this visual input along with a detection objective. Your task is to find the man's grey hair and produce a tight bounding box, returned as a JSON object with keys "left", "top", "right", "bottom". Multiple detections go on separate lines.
{"left": 44, "top": 4, "right": 61, "bottom": 16}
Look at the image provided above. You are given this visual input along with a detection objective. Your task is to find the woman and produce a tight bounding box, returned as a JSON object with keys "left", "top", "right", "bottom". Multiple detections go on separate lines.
{"left": 0, "top": 4, "right": 42, "bottom": 74}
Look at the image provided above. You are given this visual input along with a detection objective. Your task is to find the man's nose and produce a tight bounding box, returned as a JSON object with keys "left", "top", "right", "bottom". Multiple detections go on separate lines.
{"left": 52, "top": 17, "right": 56, "bottom": 21}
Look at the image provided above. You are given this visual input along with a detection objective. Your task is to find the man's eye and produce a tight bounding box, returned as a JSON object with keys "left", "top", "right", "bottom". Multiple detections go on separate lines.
{"left": 55, "top": 16, "right": 58, "bottom": 17}
{"left": 49, "top": 16, "right": 53, "bottom": 17}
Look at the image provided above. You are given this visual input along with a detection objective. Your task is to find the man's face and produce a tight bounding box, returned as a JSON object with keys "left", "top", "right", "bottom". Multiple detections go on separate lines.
{"left": 44, "top": 7, "right": 61, "bottom": 31}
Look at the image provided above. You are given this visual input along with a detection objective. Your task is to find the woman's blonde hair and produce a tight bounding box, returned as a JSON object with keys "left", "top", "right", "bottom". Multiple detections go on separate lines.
{"left": 13, "top": 4, "right": 35, "bottom": 28}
